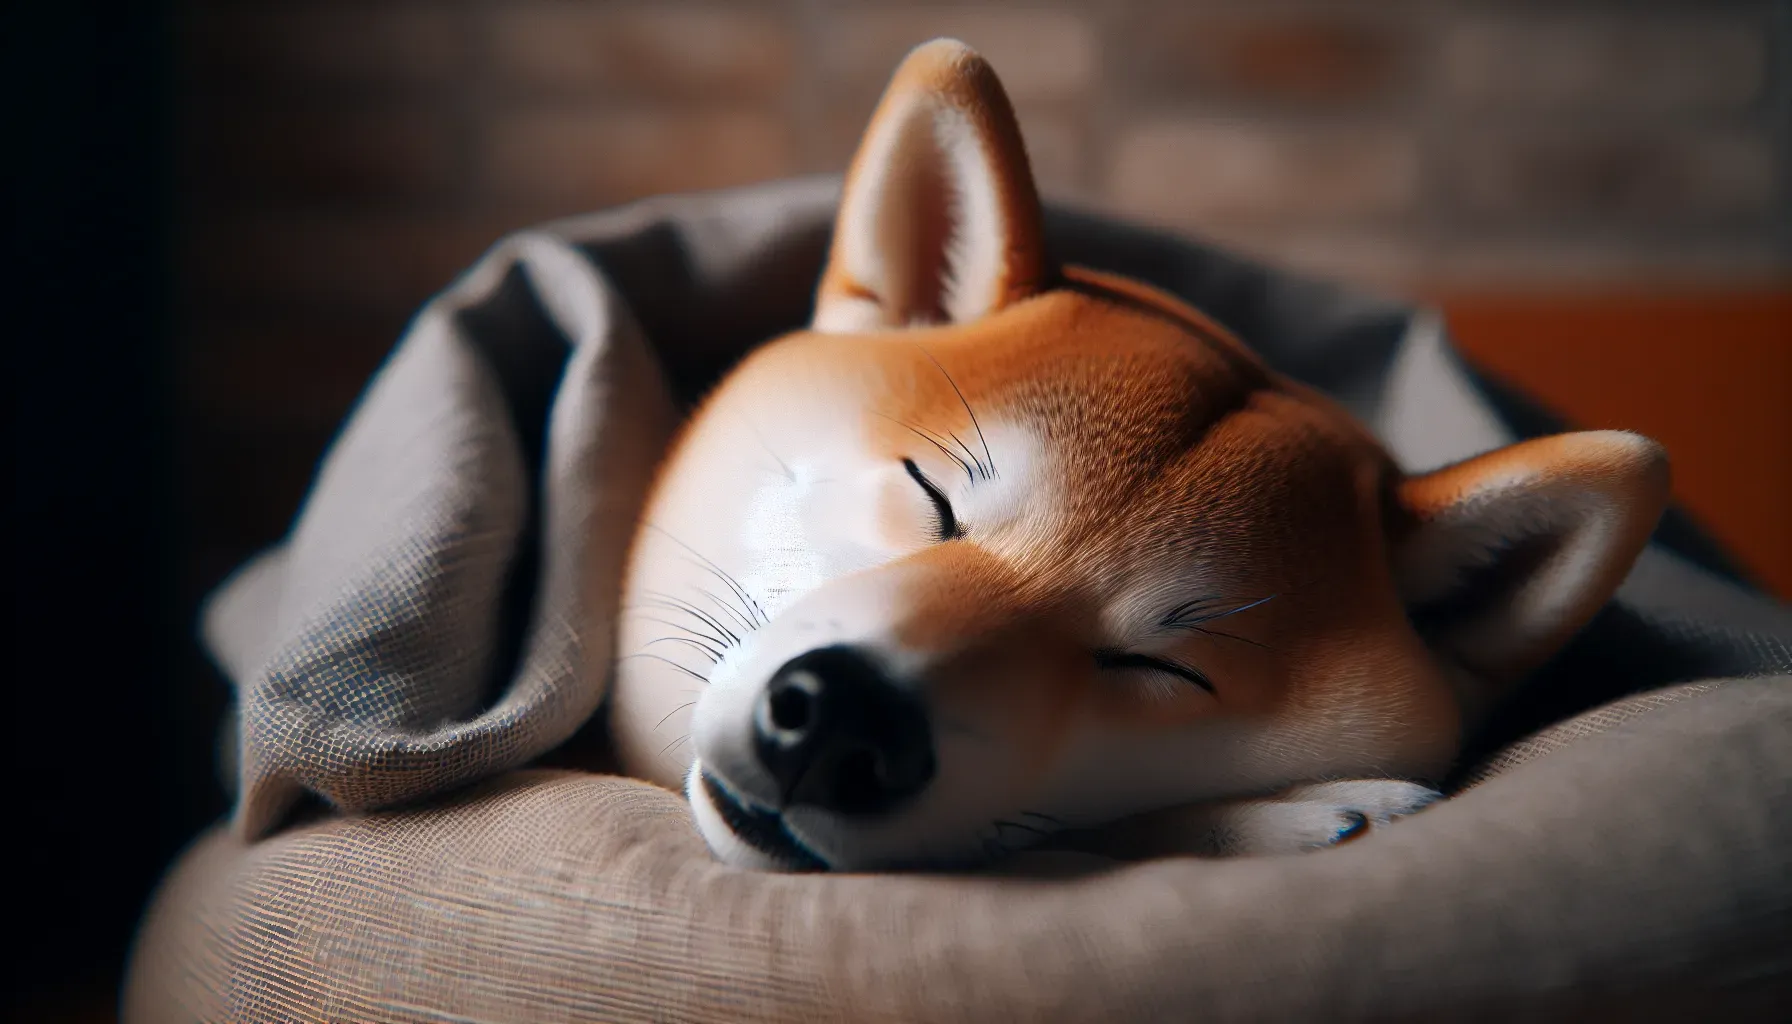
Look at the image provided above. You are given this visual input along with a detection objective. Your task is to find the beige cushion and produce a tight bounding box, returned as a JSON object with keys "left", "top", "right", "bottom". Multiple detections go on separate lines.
{"left": 127, "top": 679, "right": 1792, "bottom": 1022}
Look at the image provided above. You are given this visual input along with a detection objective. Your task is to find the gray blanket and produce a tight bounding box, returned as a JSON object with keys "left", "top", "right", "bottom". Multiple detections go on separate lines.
{"left": 130, "top": 178, "right": 1792, "bottom": 1021}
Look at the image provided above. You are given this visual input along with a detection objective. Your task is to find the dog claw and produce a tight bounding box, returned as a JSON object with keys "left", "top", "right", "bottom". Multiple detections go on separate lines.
{"left": 1332, "top": 810, "right": 1371, "bottom": 844}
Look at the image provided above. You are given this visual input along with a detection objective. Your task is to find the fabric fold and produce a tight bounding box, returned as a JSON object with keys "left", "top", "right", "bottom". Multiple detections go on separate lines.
{"left": 230, "top": 230, "right": 680, "bottom": 836}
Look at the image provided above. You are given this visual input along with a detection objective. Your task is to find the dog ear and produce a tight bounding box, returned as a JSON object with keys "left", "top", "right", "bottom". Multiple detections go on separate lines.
{"left": 1391, "top": 431, "right": 1669, "bottom": 685}
{"left": 812, "top": 38, "right": 1047, "bottom": 334}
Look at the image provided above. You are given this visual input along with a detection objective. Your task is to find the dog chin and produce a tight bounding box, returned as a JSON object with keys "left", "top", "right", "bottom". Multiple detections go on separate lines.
{"left": 686, "top": 761, "right": 831, "bottom": 872}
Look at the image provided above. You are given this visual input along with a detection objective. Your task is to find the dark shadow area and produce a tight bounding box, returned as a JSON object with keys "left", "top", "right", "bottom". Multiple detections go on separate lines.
{"left": 11, "top": 3, "right": 197, "bottom": 1017}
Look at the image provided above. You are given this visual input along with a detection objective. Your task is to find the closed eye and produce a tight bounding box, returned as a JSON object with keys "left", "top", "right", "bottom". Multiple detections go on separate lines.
{"left": 903, "top": 458, "right": 963, "bottom": 541}
{"left": 1094, "top": 649, "right": 1216, "bottom": 695}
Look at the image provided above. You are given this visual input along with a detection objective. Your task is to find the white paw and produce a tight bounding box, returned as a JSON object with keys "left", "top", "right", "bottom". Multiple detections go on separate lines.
{"left": 1209, "top": 801, "right": 1370, "bottom": 855}
{"left": 1042, "top": 780, "right": 1445, "bottom": 861}
{"left": 1282, "top": 780, "right": 1443, "bottom": 823}
{"left": 1216, "top": 780, "right": 1443, "bottom": 855}
{"left": 1285, "top": 780, "right": 1442, "bottom": 847}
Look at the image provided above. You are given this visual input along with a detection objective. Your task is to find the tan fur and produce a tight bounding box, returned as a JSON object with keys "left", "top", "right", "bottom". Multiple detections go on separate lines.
{"left": 607, "top": 40, "right": 1669, "bottom": 870}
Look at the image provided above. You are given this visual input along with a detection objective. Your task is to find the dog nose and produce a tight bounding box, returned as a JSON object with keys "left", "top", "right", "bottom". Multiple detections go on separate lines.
{"left": 752, "top": 645, "right": 936, "bottom": 815}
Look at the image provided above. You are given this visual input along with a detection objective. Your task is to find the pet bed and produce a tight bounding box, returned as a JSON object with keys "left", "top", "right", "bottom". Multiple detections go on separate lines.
{"left": 125, "top": 177, "right": 1792, "bottom": 1022}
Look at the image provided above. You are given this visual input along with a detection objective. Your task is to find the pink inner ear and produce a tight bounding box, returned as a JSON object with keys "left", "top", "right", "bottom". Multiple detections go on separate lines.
{"left": 856, "top": 94, "right": 972, "bottom": 328}
{"left": 812, "top": 40, "right": 1045, "bottom": 335}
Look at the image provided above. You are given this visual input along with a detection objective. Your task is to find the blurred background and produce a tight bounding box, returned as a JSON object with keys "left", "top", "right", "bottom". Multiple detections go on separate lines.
{"left": 13, "top": 1, "right": 1790, "bottom": 1019}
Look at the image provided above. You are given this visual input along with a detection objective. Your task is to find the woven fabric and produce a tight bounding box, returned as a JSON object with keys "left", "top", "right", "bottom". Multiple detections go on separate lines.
{"left": 128, "top": 178, "right": 1792, "bottom": 1021}
{"left": 127, "top": 679, "right": 1792, "bottom": 1023}
{"left": 218, "top": 228, "right": 684, "bottom": 836}
{"left": 1455, "top": 680, "right": 1723, "bottom": 790}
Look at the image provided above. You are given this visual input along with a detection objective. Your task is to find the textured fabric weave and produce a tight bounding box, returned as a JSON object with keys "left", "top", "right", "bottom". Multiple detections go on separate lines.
{"left": 1455, "top": 680, "right": 1723, "bottom": 790}
{"left": 128, "top": 680, "right": 1792, "bottom": 1023}
{"left": 128, "top": 178, "right": 1792, "bottom": 1021}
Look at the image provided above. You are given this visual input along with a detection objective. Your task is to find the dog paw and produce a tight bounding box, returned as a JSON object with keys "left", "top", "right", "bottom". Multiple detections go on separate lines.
{"left": 1283, "top": 780, "right": 1443, "bottom": 826}
{"left": 1047, "top": 780, "right": 1445, "bottom": 860}
{"left": 1216, "top": 780, "right": 1443, "bottom": 855}
{"left": 1329, "top": 809, "right": 1371, "bottom": 845}
{"left": 1211, "top": 801, "right": 1374, "bottom": 854}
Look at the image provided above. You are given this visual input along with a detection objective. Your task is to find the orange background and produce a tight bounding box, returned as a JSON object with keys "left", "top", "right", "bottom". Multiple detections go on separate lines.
{"left": 1438, "top": 288, "right": 1791, "bottom": 600}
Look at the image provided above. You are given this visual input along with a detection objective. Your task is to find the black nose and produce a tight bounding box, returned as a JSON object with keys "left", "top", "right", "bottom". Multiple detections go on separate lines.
{"left": 753, "top": 645, "right": 936, "bottom": 816}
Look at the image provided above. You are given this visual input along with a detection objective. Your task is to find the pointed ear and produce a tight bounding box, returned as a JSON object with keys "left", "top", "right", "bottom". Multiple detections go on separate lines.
{"left": 812, "top": 38, "right": 1048, "bottom": 334}
{"left": 1392, "top": 431, "right": 1670, "bottom": 684}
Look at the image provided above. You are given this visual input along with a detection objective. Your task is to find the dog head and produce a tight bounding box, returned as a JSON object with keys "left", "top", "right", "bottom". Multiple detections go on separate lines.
{"left": 609, "top": 40, "right": 1669, "bottom": 870}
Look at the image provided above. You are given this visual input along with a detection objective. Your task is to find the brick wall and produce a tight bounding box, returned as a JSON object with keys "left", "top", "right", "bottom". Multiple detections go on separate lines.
{"left": 174, "top": 1, "right": 1790, "bottom": 652}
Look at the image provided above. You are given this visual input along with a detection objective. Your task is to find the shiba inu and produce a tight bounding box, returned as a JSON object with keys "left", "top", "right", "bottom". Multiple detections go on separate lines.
{"left": 607, "top": 40, "right": 1669, "bottom": 871}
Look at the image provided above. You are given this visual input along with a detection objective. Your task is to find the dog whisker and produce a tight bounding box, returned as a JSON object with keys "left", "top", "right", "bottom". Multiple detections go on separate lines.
{"left": 914, "top": 343, "right": 996, "bottom": 479}
{"left": 643, "top": 636, "right": 722, "bottom": 664}
{"left": 1160, "top": 594, "right": 1227, "bottom": 624}
{"left": 624, "top": 610, "right": 732, "bottom": 652}
{"left": 676, "top": 553, "right": 760, "bottom": 609}
{"left": 1161, "top": 593, "right": 1276, "bottom": 629}
{"left": 617, "top": 653, "right": 710, "bottom": 686}
{"left": 648, "top": 526, "right": 772, "bottom": 626}
{"left": 1159, "top": 593, "right": 1278, "bottom": 650}
{"left": 643, "top": 591, "right": 742, "bottom": 645}
{"left": 691, "top": 584, "right": 759, "bottom": 635}
{"left": 945, "top": 430, "right": 987, "bottom": 480}
{"left": 1170, "top": 624, "right": 1273, "bottom": 651}
{"left": 737, "top": 411, "right": 797, "bottom": 483}
{"left": 992, "top": 819, "right": 1051, "bottom": 839}
{"left": 875, "top": 412, "right": 978, "bottom": 483}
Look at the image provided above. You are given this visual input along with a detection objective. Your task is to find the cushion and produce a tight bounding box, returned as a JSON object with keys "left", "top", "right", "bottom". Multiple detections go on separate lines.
{"left": 127, "top": 178, "right": 1792, "bottom": 1021}
{"left": 127, "top": 681, "right": 1792, "bottom": 1022}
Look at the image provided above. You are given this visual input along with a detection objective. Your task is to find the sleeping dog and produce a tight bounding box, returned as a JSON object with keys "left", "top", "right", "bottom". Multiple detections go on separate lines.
{"left": 607, "top": 40, "right": 1669, "bottom": 871}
